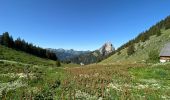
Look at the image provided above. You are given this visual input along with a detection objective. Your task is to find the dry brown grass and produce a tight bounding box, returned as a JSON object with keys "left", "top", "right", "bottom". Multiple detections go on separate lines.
{"left": 59, "top": 63, "right": 146, "bottom": 99}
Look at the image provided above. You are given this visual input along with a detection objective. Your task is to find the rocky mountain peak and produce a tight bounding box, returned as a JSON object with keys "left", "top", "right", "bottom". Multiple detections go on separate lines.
{"left": 99, "top": 42, "right": 115, "bottom": 56}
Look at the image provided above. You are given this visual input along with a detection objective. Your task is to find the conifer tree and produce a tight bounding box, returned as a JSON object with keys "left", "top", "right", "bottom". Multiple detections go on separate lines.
{"left": 2, "top": 32, "right": 10, "bottom": 47}
{"left": 156, "top": 29, "right": 162, "bottom": 36}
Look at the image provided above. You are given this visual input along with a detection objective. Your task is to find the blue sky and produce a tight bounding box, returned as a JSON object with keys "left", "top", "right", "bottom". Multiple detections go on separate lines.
{"left": 0, "top": 0, "right": 170, "bottom": 50}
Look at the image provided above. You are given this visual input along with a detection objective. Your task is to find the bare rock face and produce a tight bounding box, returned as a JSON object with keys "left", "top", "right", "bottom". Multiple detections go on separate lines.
{"left": 99, "top": 42, "right": 115, "bottom": 56}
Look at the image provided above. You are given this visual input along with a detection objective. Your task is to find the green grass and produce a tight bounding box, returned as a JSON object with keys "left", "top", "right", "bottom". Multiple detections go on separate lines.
{"left": 130, "top": 63, "right": 170, "bottom": 86}
{"left": 0, "top": 59, "right": 68, "bottom": 99}
{"left": 0, "top": 45, "right": 170, "bottom": 99}
{"left": 100, "top": 29, "right": 170, "bottom": 64}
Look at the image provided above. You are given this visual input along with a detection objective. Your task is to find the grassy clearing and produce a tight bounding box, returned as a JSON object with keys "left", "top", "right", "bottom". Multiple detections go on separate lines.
{"left": 0, "top": 58, "right": 170, "bottom": 99}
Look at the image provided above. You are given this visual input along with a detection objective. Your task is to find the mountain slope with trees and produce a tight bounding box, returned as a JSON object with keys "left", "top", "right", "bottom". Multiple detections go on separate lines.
{"left": 0, "top": 32, "right": 58, "bottom": 61}
{"left": 0, "top": 45, "right": 57, "bottom": 66}
{"left": 101, "top": 16, "right": 170, "bottom": 64}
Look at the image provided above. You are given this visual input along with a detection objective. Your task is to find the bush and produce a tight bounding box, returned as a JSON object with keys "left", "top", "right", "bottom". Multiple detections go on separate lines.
{"left": 117, "top": 51, "right": 121, "bottom": 55}
{"left": 127, "top": 44, "right": 135, "bottom": 56}
{"left": 147, "top": 50, "right": 159, "bottom": 63}
{"left": 156, "top": 29, "right": 162, "bottom": 36}
{"left": 56, "top": 61, "right": 61, "bottom": 67}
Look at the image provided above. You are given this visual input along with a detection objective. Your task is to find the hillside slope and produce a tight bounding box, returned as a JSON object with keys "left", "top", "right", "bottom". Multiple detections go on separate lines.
{"left": 0, "top": 45, "right": 56, "bottom": 66}
{"left": 101, "top": 29, "right": 170, "bottom": 64}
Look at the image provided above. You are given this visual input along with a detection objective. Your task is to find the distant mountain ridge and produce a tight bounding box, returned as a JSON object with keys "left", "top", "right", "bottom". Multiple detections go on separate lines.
{"left": 47, "top": 42, "right": 115, "bottom": 64}
{"left": 69, "top": 42, "right": 115, "bottom": 64}
{"left": 47, "top": 48, "right": 90, "bottom": 61}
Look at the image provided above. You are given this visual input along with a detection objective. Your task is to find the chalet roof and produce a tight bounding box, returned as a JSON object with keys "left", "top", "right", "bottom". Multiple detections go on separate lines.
{"left": 160, "top": 43, "right": 170, "bottom": 57}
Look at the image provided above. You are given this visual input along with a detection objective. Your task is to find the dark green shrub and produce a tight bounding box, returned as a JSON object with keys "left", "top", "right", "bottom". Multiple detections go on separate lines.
{"left": 117, "top": 51, "right": 121, "bottom": 55}
{"left": 156, "top": 29, "right": 162, "bottom": 36}
{"left": 147, "top": 50, "right": 159, "bottom": 63}
{"left": 56, "top": 61, "right": 61, "bottom": 67}
{"left": 127, "top": 44, "right": 135, "bottom": 56}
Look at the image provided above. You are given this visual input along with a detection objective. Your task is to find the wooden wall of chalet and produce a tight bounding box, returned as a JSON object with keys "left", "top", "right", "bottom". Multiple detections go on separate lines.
{"left": 160, "top": 56, "right": 170, "bottom": 61}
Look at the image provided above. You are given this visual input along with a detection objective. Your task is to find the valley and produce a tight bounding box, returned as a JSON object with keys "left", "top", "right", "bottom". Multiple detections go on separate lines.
{"left": 1, "top": 24, "right": 170, "bottom": 99}
{"left": 1, "top": 26, "right": 170, "bottom": 99}
{"left": 0, "top": 1, "right": 170, "bottom": 99}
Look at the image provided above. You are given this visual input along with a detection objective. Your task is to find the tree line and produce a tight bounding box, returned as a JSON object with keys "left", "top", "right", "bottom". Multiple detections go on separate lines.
{"left": 0, "top": 32, "right": 58, "bottom": 61}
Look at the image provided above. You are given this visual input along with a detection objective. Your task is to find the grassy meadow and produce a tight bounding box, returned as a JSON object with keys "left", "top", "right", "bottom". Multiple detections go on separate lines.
{"left": 0, "top": 56, "right": 170, "bottom": 99}
{"left": 0, "top": 30, "right": 170, "bottom": 99}
{"left": 60, "top": 63, "right": 170, "bottom": 99}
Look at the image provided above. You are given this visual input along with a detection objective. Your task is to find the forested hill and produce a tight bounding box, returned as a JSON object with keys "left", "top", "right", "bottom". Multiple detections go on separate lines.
{"left": 116, "top": 16, "right": 170, "bottom": 53}
{"left": 101, "top": 15, "right": 170, "bottom": 64}
{"left": 0, "top": 32, "right": 58, "bottom": 61}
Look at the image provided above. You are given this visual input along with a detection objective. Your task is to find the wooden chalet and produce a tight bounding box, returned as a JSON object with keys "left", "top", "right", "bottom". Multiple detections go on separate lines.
{"left": 160, "top": 43, "right": 170, "bottom": 62}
